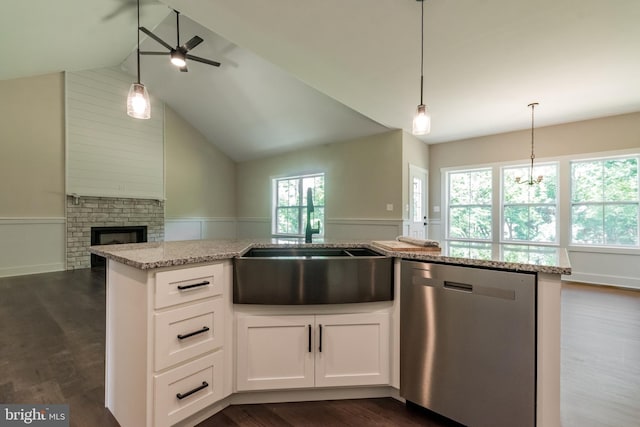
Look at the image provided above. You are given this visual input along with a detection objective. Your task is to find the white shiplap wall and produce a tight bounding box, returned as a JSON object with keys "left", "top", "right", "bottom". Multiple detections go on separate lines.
{"left": 66, "top": 68, "right": 164, "bottom": 199}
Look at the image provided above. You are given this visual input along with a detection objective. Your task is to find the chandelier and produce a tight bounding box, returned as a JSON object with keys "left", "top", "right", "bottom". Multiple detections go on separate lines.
{"left": 515, "top": 102, "right": 542, "bottom": 185}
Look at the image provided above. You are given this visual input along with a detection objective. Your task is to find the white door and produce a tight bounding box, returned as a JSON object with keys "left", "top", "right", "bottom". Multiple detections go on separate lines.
{"left": 315, "top": 313, "right": 390, "bottom": 387}
{"left": 409, "top": 164, "right": 428, "bottom": 239}
{"left": 236, "top": 315, "right": 315, "bottom": 391}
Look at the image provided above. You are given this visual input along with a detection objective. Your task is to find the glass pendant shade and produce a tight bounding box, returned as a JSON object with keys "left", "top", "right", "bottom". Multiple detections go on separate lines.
{"left": 412, "top": 104, "right": 431, "bottom": 135}
{"left": 127, "top": 83, "right": 151, "bottom": 119}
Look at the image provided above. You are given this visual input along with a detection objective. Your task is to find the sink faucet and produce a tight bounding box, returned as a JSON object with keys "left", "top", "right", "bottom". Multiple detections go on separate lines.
{"left": 305, "top": 187, "right": 320, "bottom": 243}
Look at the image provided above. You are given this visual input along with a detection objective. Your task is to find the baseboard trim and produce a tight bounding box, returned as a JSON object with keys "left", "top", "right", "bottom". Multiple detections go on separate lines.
{"left": 0, "top": 263, "right": 65, "bottom": 278}
{"left": 565, "top": 272, "right": 640, "bottom": 290}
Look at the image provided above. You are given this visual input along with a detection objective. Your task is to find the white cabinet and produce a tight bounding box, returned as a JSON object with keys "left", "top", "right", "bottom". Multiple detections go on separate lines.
{"left": 105, "top": 260, "right": 231, "bottom": 427}
{"left": 236, "top": 312, "right": 390, "bottom": 391}
{"left": 315, "top": 313, "right": 390, "bottom": 387}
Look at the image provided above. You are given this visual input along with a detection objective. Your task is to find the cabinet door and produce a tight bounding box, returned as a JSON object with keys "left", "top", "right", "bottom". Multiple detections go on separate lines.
{"left": 236, "top": 315, "right": 315, "bottom": 391}
{"left": 315, "top": 313, "right": 390, "bottom": 387}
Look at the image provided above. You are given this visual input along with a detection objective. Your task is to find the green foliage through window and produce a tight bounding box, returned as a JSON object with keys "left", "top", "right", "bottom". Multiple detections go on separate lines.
{"left": 274, "top": 174, "right": 325, "bottom": 236}
{"left": 502, "top": 163, "right": 558, "bottom": 243}
{"left": 447, "top": 169, "right": 492, "bottom": 240}
{"left": 571, "top": 157, "right": 639, "bottom": 246}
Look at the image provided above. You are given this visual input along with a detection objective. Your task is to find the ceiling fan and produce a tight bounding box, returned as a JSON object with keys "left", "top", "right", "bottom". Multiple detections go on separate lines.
{"left": 139, "top": 9, "right": 221, "bottom": 72}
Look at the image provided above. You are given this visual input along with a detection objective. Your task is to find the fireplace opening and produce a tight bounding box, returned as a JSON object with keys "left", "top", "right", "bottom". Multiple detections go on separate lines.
{"left": 91, "top": 226, "right": 147, "bottom": 267}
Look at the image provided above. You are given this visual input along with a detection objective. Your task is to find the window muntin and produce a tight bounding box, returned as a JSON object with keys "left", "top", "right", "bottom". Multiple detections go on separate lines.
{"left": 447, "top": 168, "right": 492, "bottom": 241}
{"left": 571, "top": 156, "right": 639, "bottom": 246}
{"left": 502, "top": 163, "right": 558, "bottom": 243}
{"left": 274, "top": 173, "right": 325, "bottom": 237}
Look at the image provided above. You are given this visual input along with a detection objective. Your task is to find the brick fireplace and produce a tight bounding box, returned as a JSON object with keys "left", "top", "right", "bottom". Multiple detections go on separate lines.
{"left": 66, "top": 196, "right": 164, "bottom": 269}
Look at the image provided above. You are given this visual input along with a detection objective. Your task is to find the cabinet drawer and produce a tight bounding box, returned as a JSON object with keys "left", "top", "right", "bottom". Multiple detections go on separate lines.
{"left": 155, "top": 263, "right": 223, "bottom": 309}
{"left": 155, "top": 298, "right": 224, "bottom": 371}
{"left": 154, "top": 351, "right": 224, "bottom": 427}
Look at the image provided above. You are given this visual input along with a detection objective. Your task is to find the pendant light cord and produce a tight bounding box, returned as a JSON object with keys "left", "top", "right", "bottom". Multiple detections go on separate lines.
{"left": 136, "top": 0, "right": 141, "bottom": 84}
{"left": 419, "top": 0, "right": 424, "bottom": 105}
{"left": 529, "top": 103, "right": 536, "bottom": 170}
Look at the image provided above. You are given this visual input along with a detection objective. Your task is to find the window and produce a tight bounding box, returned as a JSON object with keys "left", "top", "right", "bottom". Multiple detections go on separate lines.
{"left": 412, "top": 177, "right": 423, "bottom": 222}
{"left": 571, "top": 156, "right": 639, "bottom": 246}
{"left": 447, "top": 168, "right": 492, "bottom": 240}
{"left": 273, "top": 173, "right": 325, "bottom": 237}
{"left": 502, "top": 163, "right": 558, "bottom": 243}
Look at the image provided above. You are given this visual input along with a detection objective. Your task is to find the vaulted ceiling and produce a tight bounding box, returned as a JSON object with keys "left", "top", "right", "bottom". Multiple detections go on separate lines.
{"left": 2, "top": 0, "right": 639, "bottom": 161}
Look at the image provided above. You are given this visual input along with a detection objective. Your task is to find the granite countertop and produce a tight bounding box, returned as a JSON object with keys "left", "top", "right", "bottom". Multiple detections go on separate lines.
{"left": 89, "top": 238, "right": 571, "bottom": 275}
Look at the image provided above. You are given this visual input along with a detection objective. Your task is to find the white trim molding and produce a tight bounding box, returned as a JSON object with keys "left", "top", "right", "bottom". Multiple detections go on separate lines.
{"left": 0, "top": 217, "right": 66, "bottom": 278}
{"left": 165, "top": 217, "right": 238, "bottom": 241}
{"left": 566, "top": 248, "right": 640, "bottom": 289}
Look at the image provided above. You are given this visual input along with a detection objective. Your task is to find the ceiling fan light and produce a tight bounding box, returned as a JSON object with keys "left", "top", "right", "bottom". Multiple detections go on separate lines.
{"left": 170, "top": 50, "right": 186, "bottom": 67}
{"left": 412, "top": 104, "right": 431, "bottom": 135}
{"left": 127, "top": 83, "right": 151, "bottom": 119}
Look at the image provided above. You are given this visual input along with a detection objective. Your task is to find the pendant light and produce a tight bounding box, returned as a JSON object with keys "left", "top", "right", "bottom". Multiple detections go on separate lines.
{"left": 127, "top": 0, "right": 151, "bottom": 119}
{"left": 515, "top": 103, "right": 543, "bottom": 185}
{"left": 412, "top": 0, "right": 431, "bottom": 136}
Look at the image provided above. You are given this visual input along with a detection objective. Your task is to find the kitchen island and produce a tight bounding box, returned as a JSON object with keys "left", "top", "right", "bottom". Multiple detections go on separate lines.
{"left": 91, "top": 239, "right": 570, "bottom": 427}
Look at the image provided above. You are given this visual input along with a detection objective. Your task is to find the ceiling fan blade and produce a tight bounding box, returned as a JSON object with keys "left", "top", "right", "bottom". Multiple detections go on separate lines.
{"left": 139, "top": 27, "right": 173, "bottom": 51}
{"left": 186, "top": 54, "right": 221, "bottom": 67}
{"left": 139, "top": 51, "right": 169, "bottom": 56}
{"left": 183, "top": 36, "right": 204, "bottom": 51}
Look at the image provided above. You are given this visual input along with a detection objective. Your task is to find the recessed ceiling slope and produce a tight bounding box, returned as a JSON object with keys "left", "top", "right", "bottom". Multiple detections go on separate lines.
{"left": 0, "top": 0, "right": 170, "bottom": 80}
{"left": 159, "top": 0, "right": 640, "bottom": 143}
{"left": 121, "top": 13, "right": 389, "bottom": 161}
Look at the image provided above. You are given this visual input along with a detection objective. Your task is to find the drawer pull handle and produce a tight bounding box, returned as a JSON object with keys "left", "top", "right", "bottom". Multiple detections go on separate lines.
{"left": 177, "top": 326, "right": 210, "bottom": 340}
{"left": 176, "top": 381, "right": 208, "bottom": 400}
{"left": 177, "top": 280, "right": 210, "bottom": 291}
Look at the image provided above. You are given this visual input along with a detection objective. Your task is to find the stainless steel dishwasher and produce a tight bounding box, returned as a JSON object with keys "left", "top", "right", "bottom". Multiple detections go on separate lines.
{"left": 400, "top": 261, "right": 536, "bottom": 427}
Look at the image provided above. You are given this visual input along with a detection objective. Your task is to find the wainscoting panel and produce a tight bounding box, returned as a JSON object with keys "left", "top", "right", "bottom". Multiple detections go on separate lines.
{"left": 236, "top": 218, "right": 405, "bottom": 240}
{"left": 567, "top": 249, "right": 640, "bottom": 290}
{"left": 165, "top": 218, "right": 237, "bottom": 241}
{"left": 202, "top": 219, "right": 237, "bottom": 240}
{"left": 236, "top": 218, "right": 271, "bottom": 239}
{"left": 324, "top": 219, "right": 403, "bottom": 240}
{"left": 0, "top": 218, "right": 65, "bottom": 278}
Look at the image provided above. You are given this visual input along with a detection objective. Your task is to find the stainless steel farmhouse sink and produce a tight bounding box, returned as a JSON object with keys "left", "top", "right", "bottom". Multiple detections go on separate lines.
{"left": 233, "top": 247, "right": 393, "bottom": 304}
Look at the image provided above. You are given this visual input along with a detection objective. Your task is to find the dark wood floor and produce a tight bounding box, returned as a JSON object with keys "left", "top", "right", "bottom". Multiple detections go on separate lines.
{"left": 0, "top": 268, "right": 119, "bottom": 427}
{"left": 1, "top": 271, "right": 638, "bottom": 426}
{"left": 196, "top": 399, "right": 461, "bottom": 427}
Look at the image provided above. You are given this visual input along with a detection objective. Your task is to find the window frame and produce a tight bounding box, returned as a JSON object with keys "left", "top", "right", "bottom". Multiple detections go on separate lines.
{"left": 445, "top": 167, "right": 493, "bottom": 242}
{"left": 272, "top": 172, "right": 325, "bottom": 238}
{"left": 569, "top": 154, "right": 640, "bottom": 248}
{"left": 500, "top": 161, "right": 560, "bottom": 245}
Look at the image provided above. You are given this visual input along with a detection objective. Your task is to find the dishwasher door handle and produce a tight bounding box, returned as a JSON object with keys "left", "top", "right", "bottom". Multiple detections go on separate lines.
{"left": 444, "top": 281, "right": 473, "bottom": 292}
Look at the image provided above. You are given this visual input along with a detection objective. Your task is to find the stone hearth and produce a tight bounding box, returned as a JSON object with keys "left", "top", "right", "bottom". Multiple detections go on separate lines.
{"left": 66, "top": 196, "right": 164, "bottom": 269}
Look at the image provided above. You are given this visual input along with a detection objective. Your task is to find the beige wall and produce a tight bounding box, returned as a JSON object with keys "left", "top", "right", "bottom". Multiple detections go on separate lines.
{"left": 402, "top": 131, "right": 429, "bottom": 220}
{"left": 429, "top": 112, "right": 640, "bottom": 220}
{"left": 165, "top": 107, "right": 236, "bottom": 218}
{"left": 0, "top": 73, "right": 65, "bottom": 216}
{"left": 237, "top": 130, "right": 403, "bottom": 220}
